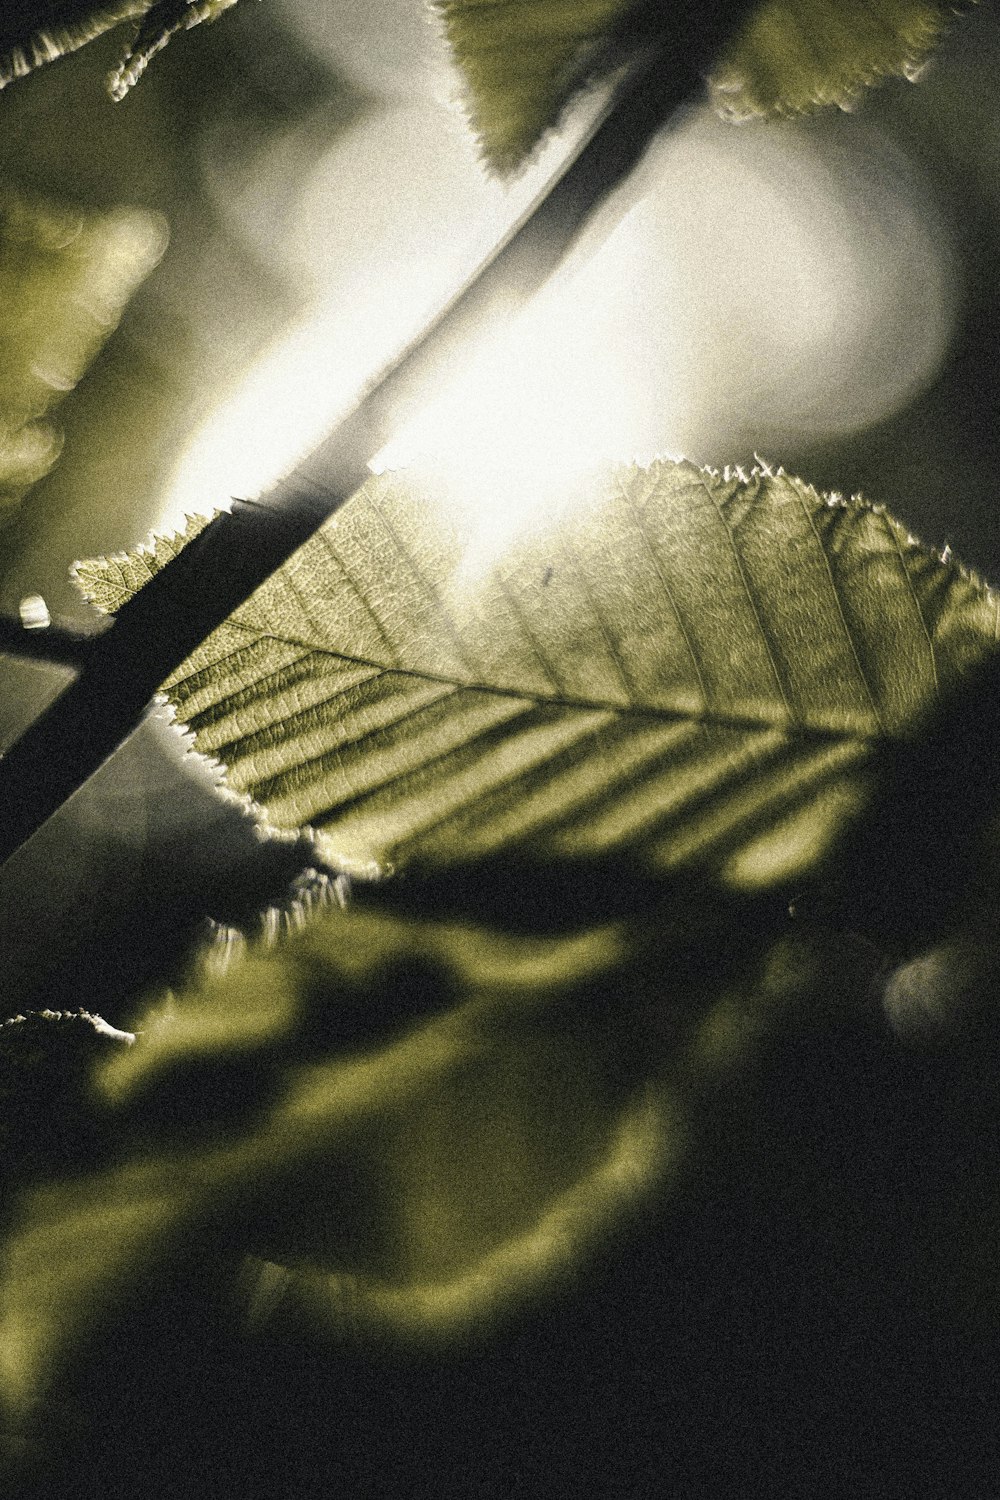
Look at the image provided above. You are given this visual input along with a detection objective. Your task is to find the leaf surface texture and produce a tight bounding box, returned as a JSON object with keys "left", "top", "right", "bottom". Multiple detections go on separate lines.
{"left": 439, "top": 0, "right": 969, "bottom": 170}
{"left": 710, "top": 0, "right": 965, "bottom": 118}
{"left": 436, "top": 0, "right": 640, "bottom": 172}
{"left": 76, "top": 460, "right": 999, "bottom": 889}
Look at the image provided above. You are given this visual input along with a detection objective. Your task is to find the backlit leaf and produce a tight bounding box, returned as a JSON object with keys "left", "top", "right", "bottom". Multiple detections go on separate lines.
{"left": 709, "top": 0, "right": 967, "bottom": 119}
{"left": 0, "top": 0, "right": 140, "bottom": 88}
{"left": 435, "top": 0, "right": 640, "bottom": 172}
{"left": 439, "top": 0, "right": 971, "bottom": 171}
{"left": 75, "top": 460, "right": 999, "bottom": 892}
{"left": 0, "top": 191, "right": 164, "bottom": 532}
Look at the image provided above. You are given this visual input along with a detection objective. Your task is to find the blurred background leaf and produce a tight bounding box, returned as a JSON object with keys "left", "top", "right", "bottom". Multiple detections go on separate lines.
{"left": 0, "top": 2, "right": 370, "bottom": 1022}
{"left": 0, "top": 3, "right": 367, "bottom": 623}
{"left": 1, "top": 892, "right": 858, "bottom": 1484}
{"left": 0, "top": 189, "right": 162, "bottom": 539}
{"left": 3, "top": 5, "right": 1000, "bottom": 1491}
{"left": 0, "top": 0, "right": 238, "bottom": 99}
{"left": 9, "top": 900, "right": 980, "bottom": 1500}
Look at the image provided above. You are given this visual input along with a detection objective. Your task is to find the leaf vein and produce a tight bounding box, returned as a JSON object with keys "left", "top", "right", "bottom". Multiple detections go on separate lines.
{"left": 318, "top": 528, "right": 403, "bottom": 670}
{"left": 614, "top": 473, "right": 709, "bottom": 710}
{"left": 697, "top": 472, "right": 797, "bottom": 724}
{"left": 881, "top": 511, "right": 939, "bottom": 698}
{"left": 794, "top": 485, "right": 884, "bottom": 729}
{"left": 363, "top": 484, "right": 481, "bottom": 678}
{"left": 207, "top": 616, "right": 876, "bottom": 745}
{"left": 562, "top": 532, "right": 635, "bottom": 700}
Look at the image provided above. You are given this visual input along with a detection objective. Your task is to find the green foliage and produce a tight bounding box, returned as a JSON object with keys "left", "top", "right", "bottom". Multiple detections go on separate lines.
{"left": 76, "top": 460, "right": 997, "bottom": 889}
{"left": 2, "top": 3, "right": 1000, "bottom": 1490}
{"left": 0, "top": 2, "right": 357, "bottom": 620}
{"left": 436, "top": 0, "right": 639, "bottom": 172}
{"left": 0, "top": 0, "right": 973, "bottom": 173}
{"left": 710, "top": 0, "right": 965, "bottom": 118}
{"left": 108, "top": 0, "right": 239, "bottom": 100}
{"left": 0, "top": 0, "right": 238, "bottom": 100}
{"left": 440, "top": 0, "right": 970, "bottom": 172}
{"left": 0, "top": 0, "right": 140, "bottom": 88}
{"left": 0, "top": 890, "right": 845, "bottom": 1420}
{"left": 0, "top": 190, "right": 162, "bottom": 534}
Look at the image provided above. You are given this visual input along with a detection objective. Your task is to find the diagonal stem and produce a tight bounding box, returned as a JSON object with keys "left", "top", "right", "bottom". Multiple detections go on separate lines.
{"left": 0, "top": 13, "right": 746, "bottom": 866}
{"left": 0, "top": 612, "right": 102, "bottom": 671}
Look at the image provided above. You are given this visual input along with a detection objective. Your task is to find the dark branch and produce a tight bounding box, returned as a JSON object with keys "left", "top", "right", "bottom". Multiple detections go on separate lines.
{"left": 0, "top": 8, "right": 753, "bottom": 865}
{"left": 0, "top": 612, "right": 102, "bottom": 672}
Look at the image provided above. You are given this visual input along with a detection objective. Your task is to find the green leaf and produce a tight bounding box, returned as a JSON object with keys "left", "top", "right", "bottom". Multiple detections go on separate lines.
{"left": 709, "top": 0, "right": 966, "bottom": 119}
{"left": 76, "top": 460, "right": 999, "bottom": 892}
{"left": 0, "top": 0, "right": 237, "bottom": 99}
{"left": 0, "top": 191, "right": 164, "bottom": 531}
{"left": 435, "top": 0, "right": 643, "bottom": 172}
{"left": 108, "top": 0, "right": 239, "bottom": 100}
{"left": 0, "top": 0, "right": 139, "bottom": 86}
{"left": 0, "top": 895, "right": 846, "bottom": 1417}
{"left": 439, "top": 0, "right": 971, "bottom": 172}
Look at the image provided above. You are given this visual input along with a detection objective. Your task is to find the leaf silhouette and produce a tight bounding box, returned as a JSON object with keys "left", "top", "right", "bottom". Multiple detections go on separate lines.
{"left": 76, "top": 460, "right": 999, "bottom": 893}
{"left": 709, "top": 0, "right": 966, "bottom": 119}
{"left": 0, "top": 190, "right": 164, "bottom": 535}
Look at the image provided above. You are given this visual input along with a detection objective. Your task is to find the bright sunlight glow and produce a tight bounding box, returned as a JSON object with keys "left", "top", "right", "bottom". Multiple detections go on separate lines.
{"left": 156, "top": 99, "right": 954, "bottom": 580}
{"left": 371, "top": 211, "right": 650, "bottom": 581}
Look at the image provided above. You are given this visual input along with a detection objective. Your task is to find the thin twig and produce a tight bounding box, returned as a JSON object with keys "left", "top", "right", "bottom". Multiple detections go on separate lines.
{"left": 0, "top": 612, "right": 102, "bottom": 671}
{"left": 0, "top": 11, "right": 747, "bottom": 865}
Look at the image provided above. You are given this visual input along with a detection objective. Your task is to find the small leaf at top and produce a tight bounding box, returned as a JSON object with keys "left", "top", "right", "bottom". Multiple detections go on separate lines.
{"left": 75, "top": 460, "right": 999, "bottom": 896}
{"left": 709, "top": 0, "right": 969, "bottom": 119}
{"left": 436, "top": 0, "right": 643, "bottom": 173}
{"left": 440, "top": 0, "right": 972, "bottom": 172}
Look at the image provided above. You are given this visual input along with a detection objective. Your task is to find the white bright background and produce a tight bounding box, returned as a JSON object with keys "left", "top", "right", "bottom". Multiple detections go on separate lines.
{"left": 158, "top": 0, "right": 957, "bottom": 572}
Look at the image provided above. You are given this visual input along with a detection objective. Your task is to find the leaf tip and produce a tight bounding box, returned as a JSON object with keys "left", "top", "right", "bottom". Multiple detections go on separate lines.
{"left": 433, "top": 0, "right": 645, "bottom": 175}
{"left": 107, "top": 0, "right": 240, "bottom": 102}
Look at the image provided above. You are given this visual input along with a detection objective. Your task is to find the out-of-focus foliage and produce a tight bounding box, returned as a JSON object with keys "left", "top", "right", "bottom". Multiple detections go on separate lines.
{"left": 0, "top": 4, "right": 365, "bottom": 619}
{"left": 710, "top": 0, "right": 968, "bottom": 118}
{"left": 108, "top": 0, "right": 238, "bottom": 100}
{"left": 0, "top": 191, "right": 162, "bottom": 538}
{"left": 76, "top": 460, "right": 998, "bottom": 887}
{"left": 0, "top": 1009, "right": 134, "bottom": 1186}
{"left": 0, "top": 890, "right": 843, "bottom": 1432}
{"left": 0, "top": 0, "right": 237, "bottom": 100}
{"left": 438, "top": 0, "right": 970, "bottom": 172}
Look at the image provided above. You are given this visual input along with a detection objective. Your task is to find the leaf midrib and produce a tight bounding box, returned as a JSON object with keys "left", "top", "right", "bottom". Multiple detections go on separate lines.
{"left": 183, "top": 617, "right": 897, "bottom": 746}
